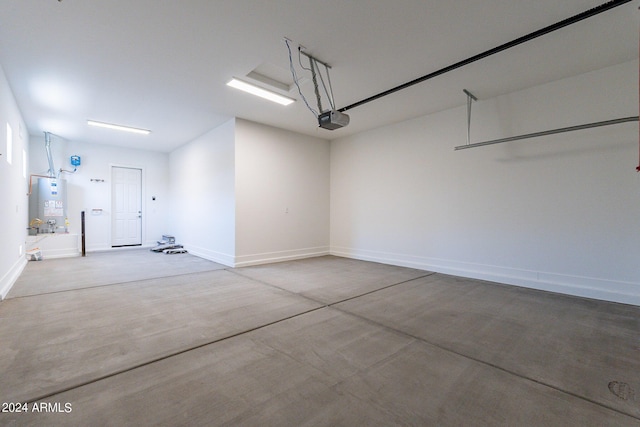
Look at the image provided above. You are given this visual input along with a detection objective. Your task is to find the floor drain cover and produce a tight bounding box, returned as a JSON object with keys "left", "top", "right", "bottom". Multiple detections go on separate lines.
{"left": 608, "top": 381, "right": 635, "bottom": 401}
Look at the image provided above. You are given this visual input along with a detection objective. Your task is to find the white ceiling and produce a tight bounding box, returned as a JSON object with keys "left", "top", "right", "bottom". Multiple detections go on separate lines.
{"left": 0, "top": 0, "right": 637, "bottom": 152}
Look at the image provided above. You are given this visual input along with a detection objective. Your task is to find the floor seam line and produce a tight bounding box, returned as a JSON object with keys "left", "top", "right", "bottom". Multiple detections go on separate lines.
{"left": 327, "top": 272, "right": 436, "bottom": 306}
{"left": 228, "top": 268, "right": 436, "bottom": 308}
{"left": 330, "top": 306, "right": 640, "bottom": 422}
{"left": 5, "top": 268, "right": 228, "bottom": 300}
{"left": 226, "top": 269, "right": 327, "bottom": 305}
{"left": 14, "top": 271, "right": 436, "bottom": 404}
{"left": 19, "top": 305, "right": 329, "bottom": 405}
{"left": 11, "top": 258, "right": 635, "bottom": 422}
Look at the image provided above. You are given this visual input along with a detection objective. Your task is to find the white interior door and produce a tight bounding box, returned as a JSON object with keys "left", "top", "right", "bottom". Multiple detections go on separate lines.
{"left": 112, "top": 166, "right": 142, "bottom": 247}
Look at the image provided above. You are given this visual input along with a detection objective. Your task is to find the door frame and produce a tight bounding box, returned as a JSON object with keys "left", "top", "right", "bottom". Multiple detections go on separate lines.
{"left": 110, "top": 163, "right": 145, "bottom": 248}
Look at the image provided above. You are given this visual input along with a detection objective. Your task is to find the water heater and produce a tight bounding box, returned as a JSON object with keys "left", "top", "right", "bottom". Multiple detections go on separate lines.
{"left": 29, "top": 178, "right": 68, "bottom": 233}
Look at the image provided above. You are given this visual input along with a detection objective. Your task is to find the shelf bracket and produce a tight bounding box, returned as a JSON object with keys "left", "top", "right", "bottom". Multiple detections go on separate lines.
{"left": 463, "top": 89, "right": 478, "bottom": 146}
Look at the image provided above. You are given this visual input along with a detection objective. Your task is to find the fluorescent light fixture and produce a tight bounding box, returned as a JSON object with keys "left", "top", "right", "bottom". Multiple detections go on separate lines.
{"left": 227, "top": 78, "right": 295, "bottom": 106}
{"left": 87, "top": 120, "right": 150, "bottom": 135}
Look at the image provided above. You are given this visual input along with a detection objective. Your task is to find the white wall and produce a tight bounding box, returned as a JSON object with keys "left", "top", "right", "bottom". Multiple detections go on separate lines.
{"left": 0, "top": 65, "right": 29, "bottom": 299}
{"left": 331, "top": 60, "right": 640, "bottom": 305}
{"left": 234, "top": 119, "right": 330, "bottom": 266}
{"left": 5, "top": 57, "right": 637, "bottom": 307}
{"left": 168, "top": 118, "right": 330, "bottom": 267}
{"left": 29, "top": 136, "right": 170, "bottom": 251}
{"left": 169, "top": 119, "right": 236, "bottom": 265}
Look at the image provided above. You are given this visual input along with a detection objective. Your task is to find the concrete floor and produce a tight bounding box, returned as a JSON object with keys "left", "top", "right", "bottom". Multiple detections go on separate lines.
{"left": 0, "top": 250, "right": 638, "bottom": 426}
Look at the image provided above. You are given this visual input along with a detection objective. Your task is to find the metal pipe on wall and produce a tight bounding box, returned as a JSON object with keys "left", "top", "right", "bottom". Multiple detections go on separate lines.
{"left": 81, "top": 211, "right": 86, "bottom": 257}
{"left": 26, "top": 174, "right": 52, "bottom": 196}
{"left": 44, "top": 132, "right": 56, "bottom": 178}
{"left": 454, "top": 116, "right": 639, "bottom": 150}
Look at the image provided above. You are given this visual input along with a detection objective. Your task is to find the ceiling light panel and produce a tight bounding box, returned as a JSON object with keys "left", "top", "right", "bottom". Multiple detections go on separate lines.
{"left": 227, "top": 78, "right": 295, "bottom": 106}
{"left": 87, "top": 120, "right": 151, "bottom": 135}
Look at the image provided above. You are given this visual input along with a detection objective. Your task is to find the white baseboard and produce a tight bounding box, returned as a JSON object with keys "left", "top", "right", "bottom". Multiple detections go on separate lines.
{"left": 40, "top": 249, "right": 81, "bottom": 259}
{"left": 330, "top": 246, "right": 640, "bottom": 307}
{"left": 234, "top": 246, "right": 330, "bottom": 268}
{"left": 89, "top": 244, "right": 153, "bottom": 253}
{"left": 0, "top": 257, "right": 27, "bottom": 300}
{"left": 26, "top": 234, "right": 81, "bottom": 259}
{"left": 186, "top": 245, "right": 235, "bottom": 267}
